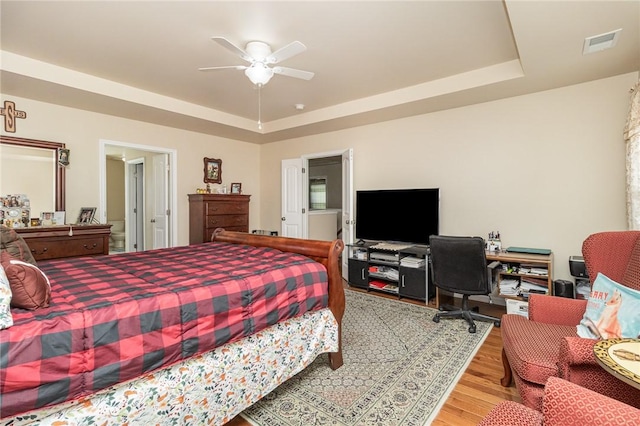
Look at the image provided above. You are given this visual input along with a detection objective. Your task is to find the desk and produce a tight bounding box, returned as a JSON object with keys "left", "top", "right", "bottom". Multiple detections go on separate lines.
{"left": 435, "top": 249, "right": 554, "bottom": 308}
{"left": 593, "top": 338, "right": 640, "bottom": 390}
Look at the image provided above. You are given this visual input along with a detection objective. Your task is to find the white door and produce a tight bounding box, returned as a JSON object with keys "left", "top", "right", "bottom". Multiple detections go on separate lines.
{"left": 152, "top": 153, "right": 169, "bottom": 249}
{"left": 342, "top": 148, "right": 354, "bottom": 280}
{"left": 127, "top": 161, "right": 145, "bottom": 252}
{"left": 281, "top": 158, "right": 304, "bottom": 238}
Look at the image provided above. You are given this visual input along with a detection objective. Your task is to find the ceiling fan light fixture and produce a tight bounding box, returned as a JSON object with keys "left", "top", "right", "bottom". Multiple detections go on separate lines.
{"left": 245, "top": 62, "right": 274, "bottom": 86}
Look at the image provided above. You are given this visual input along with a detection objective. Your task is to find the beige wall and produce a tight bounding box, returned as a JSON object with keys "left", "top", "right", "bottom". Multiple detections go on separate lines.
{"left": 261, "top": 73, "right": 638, "bottom": 280}
{"left": 309, "top": 160, "right": 342, "bottom": 209}
{"left": 106, "top": 157, "right": 125, "bottom": 221}
{"left": 2, "top": 72, "right": 636, "bottom": 279}
{"left": 0, "top": 97, "right": 261, "bottom": 246}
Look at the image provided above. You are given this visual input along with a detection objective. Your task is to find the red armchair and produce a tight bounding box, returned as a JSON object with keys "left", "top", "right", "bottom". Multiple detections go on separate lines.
{"left": 500, "top": 231, "right": 640, "bottom": 411}
{"left": 479, "top": 377, "right": 640, "bottom": 426}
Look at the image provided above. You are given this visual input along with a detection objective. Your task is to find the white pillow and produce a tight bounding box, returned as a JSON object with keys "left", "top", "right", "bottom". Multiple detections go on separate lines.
{"left": 577, "top": 273, "right": 640, "bottom": 339}
{"left": 0, "top": 264, "right": 13, "bottom": 329}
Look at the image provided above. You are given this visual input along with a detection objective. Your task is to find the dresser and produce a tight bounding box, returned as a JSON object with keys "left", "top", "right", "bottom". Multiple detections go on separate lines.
{"left": 15, "top": 224, "right": 112, "bottom": 261}
{"left": 188, "top": 194, "right": 250, "bottom": 244}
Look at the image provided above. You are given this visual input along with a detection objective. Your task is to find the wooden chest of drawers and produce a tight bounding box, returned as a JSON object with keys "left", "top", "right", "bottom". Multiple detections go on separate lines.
{"left": 188, "top": 194, "right": 250, "bottom": 244}
{"left": 15, "top": 224, "right": 112, "bottom": 261}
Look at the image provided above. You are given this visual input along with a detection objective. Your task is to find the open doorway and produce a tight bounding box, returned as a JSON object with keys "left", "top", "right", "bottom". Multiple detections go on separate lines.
{"left": 281, "top": 148, "right": 354, "bottom": 279}
{"left": 98, "top": 139, "right": 178, "bottom": 252}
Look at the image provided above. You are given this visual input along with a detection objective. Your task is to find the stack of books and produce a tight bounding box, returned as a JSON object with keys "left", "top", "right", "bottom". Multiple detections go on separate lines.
{"left": 520, "top": 277, "right": 548, "bottom": 297}
{"left": 499, "top": 278, "right": 520, "bottom": 296}
{"left": 518, "top": 264, "right": 548, "bottom": 276}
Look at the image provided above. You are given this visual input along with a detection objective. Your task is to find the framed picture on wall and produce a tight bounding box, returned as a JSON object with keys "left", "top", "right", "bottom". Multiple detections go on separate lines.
{"left": 231, "top": 182, "right": 242, "bottom": 194}
{"left": 58, "top": 148, "right": 70, "bottom": 166}
{"left": 203, "top": 157, "right": 222, "bottom": 184}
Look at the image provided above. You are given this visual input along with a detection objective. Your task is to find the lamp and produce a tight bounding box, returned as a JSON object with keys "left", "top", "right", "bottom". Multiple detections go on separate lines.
{"left": 244, "top": 62, "right": 274, "bottom": 86}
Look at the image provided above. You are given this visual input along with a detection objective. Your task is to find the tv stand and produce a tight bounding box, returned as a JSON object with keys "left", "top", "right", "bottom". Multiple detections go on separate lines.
{"left": 346, "top": 242, "right": 433, "bottom": 302}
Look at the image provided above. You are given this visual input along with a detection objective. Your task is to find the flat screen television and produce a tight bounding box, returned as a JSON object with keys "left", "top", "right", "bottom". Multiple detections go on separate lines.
{"left": 355, "top": 188, "right": 439, "bottom": 246}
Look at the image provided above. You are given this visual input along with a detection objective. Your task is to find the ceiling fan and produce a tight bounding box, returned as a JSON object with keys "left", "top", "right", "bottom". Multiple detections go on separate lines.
{"left": 199, "top": 36, "right": 315, "bottom": 86}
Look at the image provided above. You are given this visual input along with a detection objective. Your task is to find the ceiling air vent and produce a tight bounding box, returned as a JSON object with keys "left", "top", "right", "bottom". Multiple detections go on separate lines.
{"left": 583, "top": 29, "right": 622, "bottom": 55}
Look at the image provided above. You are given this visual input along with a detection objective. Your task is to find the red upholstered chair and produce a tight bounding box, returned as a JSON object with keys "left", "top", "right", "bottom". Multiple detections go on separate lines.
{"left": 500, "top": 230, "right": 640, "bottom": 411}
{"left": 478, "top": 377, "right": 640, "bottom": 426}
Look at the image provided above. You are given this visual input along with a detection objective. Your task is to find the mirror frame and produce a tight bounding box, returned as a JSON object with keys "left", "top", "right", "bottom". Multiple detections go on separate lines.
{"left": 0, "top": 135, "right": 66, "bottom": 211}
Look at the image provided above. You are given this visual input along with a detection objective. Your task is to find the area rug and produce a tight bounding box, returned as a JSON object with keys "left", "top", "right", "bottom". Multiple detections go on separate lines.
{"left": 241, "top": 289, "right": 493, "bottom": 426}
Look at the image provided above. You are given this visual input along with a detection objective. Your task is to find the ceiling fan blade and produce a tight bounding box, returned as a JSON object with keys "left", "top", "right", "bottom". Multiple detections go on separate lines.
{"left": 211, "top": 36, "right": 252, "bottom": 62}
{"left": 267, "top": 41, "right": 307, "bottom": 64}
{"left": 198, "top": 65, "right": 247, "bottom": 71}
{"left": 273, "top": 66, "right": 315, "bottom": 80}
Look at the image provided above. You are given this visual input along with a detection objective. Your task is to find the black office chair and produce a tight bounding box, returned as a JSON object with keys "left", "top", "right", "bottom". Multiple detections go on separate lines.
{"left": 429, "top": 235, "right": 501, "bottom": 333}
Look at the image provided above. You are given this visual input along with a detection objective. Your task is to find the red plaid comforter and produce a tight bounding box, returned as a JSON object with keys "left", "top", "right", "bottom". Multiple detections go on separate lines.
{"left": 0, "top": 242, "right": 329, "bottom": 419}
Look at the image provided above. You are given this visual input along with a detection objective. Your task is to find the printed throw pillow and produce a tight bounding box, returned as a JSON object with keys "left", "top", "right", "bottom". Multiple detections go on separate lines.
{"left": 577, "top": 272, "right": 640, "bottom": 339}
{"left": 0, "top": 251, "right": 51, "bottom": 310}
{"left": 0, "top": 264, "right": 13, "bottom": 329}
{"left": 0, "top": 225, "right": 38, "bottom": 266}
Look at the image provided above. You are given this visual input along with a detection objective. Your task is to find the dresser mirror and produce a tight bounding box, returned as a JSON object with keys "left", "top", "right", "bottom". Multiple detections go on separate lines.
{"left": 0, "top": 136, "right": 66, "bottom": 219}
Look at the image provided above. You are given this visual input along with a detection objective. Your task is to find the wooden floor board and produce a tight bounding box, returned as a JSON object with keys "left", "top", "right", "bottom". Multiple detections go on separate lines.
{"left": 225, "top": 286, "right": 521, "bottom": 425}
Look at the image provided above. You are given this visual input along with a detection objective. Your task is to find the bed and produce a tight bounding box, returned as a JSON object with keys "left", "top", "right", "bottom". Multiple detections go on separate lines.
{"left": 0, "top": 229, "right": 345, "bottom": 425}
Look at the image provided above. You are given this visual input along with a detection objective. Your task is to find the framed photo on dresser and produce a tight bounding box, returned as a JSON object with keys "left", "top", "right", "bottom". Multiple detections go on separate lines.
{"left": 77, "top": 207, "right": 96, "bottom": 224}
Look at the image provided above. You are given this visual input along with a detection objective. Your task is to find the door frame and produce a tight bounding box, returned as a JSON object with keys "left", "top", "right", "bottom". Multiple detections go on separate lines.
{"left": 281, "top": 148, "right": 354, "bottom": 279}
{"left": 301, "top": 149, "right": 353, "bottom": 242}
{"left": 127, "top": 159, "right": 145, "bottom": 252}
{"left": 98, "top": 139, "right": 178, "bottom": 248}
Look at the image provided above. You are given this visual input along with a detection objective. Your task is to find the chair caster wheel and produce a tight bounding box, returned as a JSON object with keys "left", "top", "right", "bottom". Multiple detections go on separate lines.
{"left": 433, "top": 315, "right": 440, "bottom": 323}
{"left": 494, "top": 320, "right": 501, "bottom": 327}
{"left": 469, "top": 326, "right": 476, "bottom": 333}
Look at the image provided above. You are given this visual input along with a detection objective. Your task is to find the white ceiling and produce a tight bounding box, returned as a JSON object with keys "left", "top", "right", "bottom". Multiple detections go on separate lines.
{"left": 1, "top": 1, "right": 638, "bottom": 144}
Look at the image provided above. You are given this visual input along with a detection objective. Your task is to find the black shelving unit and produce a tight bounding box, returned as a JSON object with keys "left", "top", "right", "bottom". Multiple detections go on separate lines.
{"left": 346, "top": 243, "right": 433, "bottom": 302}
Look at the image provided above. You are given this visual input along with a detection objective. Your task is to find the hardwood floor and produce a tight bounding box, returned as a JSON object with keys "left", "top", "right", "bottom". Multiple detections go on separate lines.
{"left": 225, "top": 285, "right": 521, "bottom": 425}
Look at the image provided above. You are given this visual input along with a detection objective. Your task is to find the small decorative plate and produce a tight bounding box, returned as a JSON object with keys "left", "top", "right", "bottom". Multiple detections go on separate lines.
{"left": 7, "top": 207, "right": 20, "bottom": 218}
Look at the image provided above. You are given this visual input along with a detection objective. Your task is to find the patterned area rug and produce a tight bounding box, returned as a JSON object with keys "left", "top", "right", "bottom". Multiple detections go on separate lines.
{"left": 241, "top": 289, "right": 493, "bottom": 425}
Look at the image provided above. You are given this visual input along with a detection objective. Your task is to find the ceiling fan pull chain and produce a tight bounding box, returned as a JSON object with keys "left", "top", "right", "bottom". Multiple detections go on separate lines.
{"left": 257, "top": 84, "right": 263, "bottom": 130}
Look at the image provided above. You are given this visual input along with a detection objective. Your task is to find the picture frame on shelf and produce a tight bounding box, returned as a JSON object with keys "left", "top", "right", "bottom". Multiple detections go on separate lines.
{"left": 40, "top": 211, "right": 55, "bottom": 226}
{"left": 30, "top": 218, "right": 41, "bottom": 227}
{"left": 53, "top": 211, "right": 66, "bottom": 225}
{"left": 230, "top": 182, "right": 242, "bottom": 194}
{"left": 203, "top": 157, "right": 222, "bottom": 184}
{"left": 77, "top": 207, "right": 96, "bottom": 224}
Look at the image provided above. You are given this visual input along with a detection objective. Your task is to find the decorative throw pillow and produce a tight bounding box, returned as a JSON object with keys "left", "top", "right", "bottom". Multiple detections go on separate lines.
{"left": 577, "top": 272, "right": 640, "bottom": 339}
{"left": 0, "top": 225, "right": 38, "bottom": 266}
{"left": 0, "top": 264, "right": 13, "bottom": 329}
{"left": 0, "top": 251, "right": 51, "bottom": 310}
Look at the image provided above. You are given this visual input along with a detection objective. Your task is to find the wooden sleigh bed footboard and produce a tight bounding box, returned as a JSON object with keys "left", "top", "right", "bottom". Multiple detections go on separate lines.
{"left": 212, "top": 228, "right": 345, "bottom": 369}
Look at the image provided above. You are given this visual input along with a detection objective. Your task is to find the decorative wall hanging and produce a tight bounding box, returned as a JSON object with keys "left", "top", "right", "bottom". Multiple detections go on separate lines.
{"left": 0, "top": 100, "right": 27, "bottom": 133}
{"left": 58, "top": 148, "right": 70, "bottom": 167}
{"left": 203, "top": 157, "right": 222, "bottom": 184}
